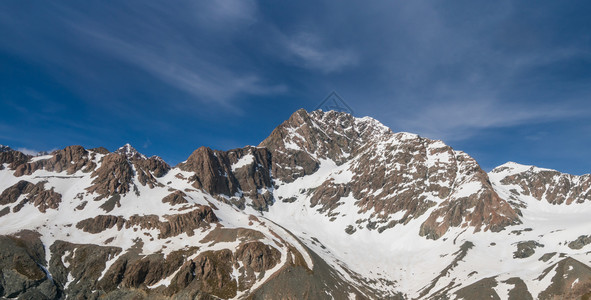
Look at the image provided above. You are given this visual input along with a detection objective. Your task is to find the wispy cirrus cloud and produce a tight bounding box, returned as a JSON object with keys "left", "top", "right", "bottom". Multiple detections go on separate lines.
{"left": 283, "top": 32, "right": 358, "bottom": 73}
{"left": 394, "top": 98, "right": 580, "bottom": 141}
{"left": 58, "top": 2, "right": 286, "bottom": 105}
{"left": 80, "top": 30, "right": 286, "bottom": 104}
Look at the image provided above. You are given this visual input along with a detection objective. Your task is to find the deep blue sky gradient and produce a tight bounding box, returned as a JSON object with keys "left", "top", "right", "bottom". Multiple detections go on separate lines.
{"left": 1, "top": 1, "right": 590, "bottom": 174}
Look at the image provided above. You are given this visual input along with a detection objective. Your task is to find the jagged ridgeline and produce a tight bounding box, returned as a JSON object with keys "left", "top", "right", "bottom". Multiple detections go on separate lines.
{"left": 0, "top": 110, "right": 590, "bottom": 299}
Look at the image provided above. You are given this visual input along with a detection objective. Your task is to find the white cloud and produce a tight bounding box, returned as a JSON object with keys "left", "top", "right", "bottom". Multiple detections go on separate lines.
{"left": 16, "top": 147, "right": 40, "bottom": 156}
{"left": 69, "top": 27, "right": 286, "bottom": 104}
{"left": 203, "top": 0, "right": 257, "bottom": 24}
{"left": 285, "top": 32, "right": 358, "bottom": 73}
{"left": 393, "top": 99, "right": 579, "bottom": 141}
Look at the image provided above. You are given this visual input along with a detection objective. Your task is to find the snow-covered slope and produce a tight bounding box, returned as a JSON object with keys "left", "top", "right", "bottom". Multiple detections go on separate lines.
{"left": 0, "top": 109, "right": 590, "bottom": 299}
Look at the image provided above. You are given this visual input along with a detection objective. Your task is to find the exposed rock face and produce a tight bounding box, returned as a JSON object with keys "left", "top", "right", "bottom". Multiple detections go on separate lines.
{"left": 157, "top": 206, "right": 218, "bottom": 238}
{"left": 75, "top": 215, "right": 126, "bottom": 233}
{"left": 178, "top": 146, "right": 233, "bottom": 195}
{"left": 235, "top": 241, "right": 281, "bottom": 291}
{"left": 568, "top": 235, "right": 591, "bottom": 250}
{"left": 117, "top": 144, "right": 171, "bottom": 188}
{"left": 239, "top": 241, "right": 280, "bottom": 269}
{"left": 97, "top": 246, "right": 197, "bottom": 291}
{"left": 260, "top": 109, "right": 360, "bottom": 165}
{"left": 178, "top": 146, "right": 274, "bottom": 211}
{"left": 76, "top": 205, "right": 218, "bottom": 238}
{"left": 116, "top": 143, "right": 147, "bottom": 160}
{"left": 262, "top": 110, "right": 520, "bottom": 238}
{"left": 491, "top": 162, "right": 591, "bottom": 204}
{"left": 169, "top": 249, "right": 237, "bottom": 298}
{"left": 3, "top": 110, "right": 591, "bottom": 299}
{"left": 0, "top": 149, "right": 30, "bottom": 171}
{"left": 86, "top": 152, "right": 135, "bottom": 199}
{"left": 513, "top": 241, "right": 544, "bottom": 259}
{"left": 0, "top": 180, "right": 62, "bottom": 213}
{"left": 134, "top": 156, "right": 170, "bottom": 188}
{"left": 14, "top": 145, "right": 97, "bottom": 176}
{"left": 537, "top": 257, "right": 591, "bottom": 300}
{"left": 89, "top": 147, "right": 110, "bottom": 154}
{"left": 0, "top": 231, "right": 59, "bottom": 299}
{"left": 166, "top": 243, "right": 281, "bottom": 299}
{"left": 250, "top": 243, "right": 380, "bottom": 300}
{"left": 49, "top": 240, "right": 122, "bottom": 298}
{"left": 84, "top": 144, "right": 169, "bottom": 199}
{"left": 162, "top": 190, "right": 190, "bottom": 205}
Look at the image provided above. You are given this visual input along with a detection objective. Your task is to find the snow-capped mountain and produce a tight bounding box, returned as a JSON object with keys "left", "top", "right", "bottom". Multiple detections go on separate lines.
{"left": 0, "top": 109, "right": 590, "bottom": 299}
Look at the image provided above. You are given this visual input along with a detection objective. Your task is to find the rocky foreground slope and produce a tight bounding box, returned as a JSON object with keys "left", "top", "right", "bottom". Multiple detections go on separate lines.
{"left": 0, "top": 109, "right": 590, "bottom": 299}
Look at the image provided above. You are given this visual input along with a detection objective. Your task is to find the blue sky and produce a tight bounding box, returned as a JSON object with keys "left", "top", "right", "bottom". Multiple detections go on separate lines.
{"left": 1, "top": 1, "right": 590, "bottom": 174}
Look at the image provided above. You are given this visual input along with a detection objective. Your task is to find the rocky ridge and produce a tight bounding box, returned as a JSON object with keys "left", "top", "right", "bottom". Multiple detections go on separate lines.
{"left": 0, "top": 110, "right": 590, "bottom": 299}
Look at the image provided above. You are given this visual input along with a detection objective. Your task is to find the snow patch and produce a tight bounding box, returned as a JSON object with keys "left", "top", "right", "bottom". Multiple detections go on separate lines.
{"left": 231, "top": 154, "right": 254, "bottom": 171}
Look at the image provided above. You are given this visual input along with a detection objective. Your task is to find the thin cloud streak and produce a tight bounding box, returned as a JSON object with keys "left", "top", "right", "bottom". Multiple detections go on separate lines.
{"left": 16, "top": 148, "right": 40, "bottom": 156}
{"left": 67, "top": 25, "right": 286, "bottom": 105}
{"left": 284, "top": 32, "right": 358, "bottom": 73}
{"left": 394, "top": 99, "right": 580, "bottom": 141}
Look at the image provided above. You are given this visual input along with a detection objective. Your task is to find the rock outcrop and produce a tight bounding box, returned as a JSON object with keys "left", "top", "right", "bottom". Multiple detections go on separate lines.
{"left": 86, "top": 152, "right": 135, "bottom": 199}
{"left": 491, "top": 162, "right": 591, "bottom": 204}
{"left": 1, "top": 109, "right": 591, "bottom": 300}
{"left": 14, "top": 145, "right": 97, "bottom": 177}
{"left": 0, "top": 180, "right": 62, "bottom": 213}
{"left": 162, "top": 190, "right": 190, "bottom": 205}
{"left": 76, "top": 205, "right": 218, "bottom": 238}
{"left": 178, "top": 146, "right": 274, "bottom": 211}
{"left": 0, "top": 149, "right": 30, "bottom": 171}
{"left": 262, "top": 110, "right": 520, "bottom": 238}
{"left": 117, "top": 144, "right": 171, "bottom": 188}
{"left": 0, "top": 231, "right": 60, "bottom": 299}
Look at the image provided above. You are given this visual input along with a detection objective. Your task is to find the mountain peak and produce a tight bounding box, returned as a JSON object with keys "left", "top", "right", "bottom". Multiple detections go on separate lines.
{"left": 0, "top": 145, "right": 12, "bottom": 152}
{"left": 116, "top": 143, "right": 146, "bottom": 160}
{"left": 260, "top": 109, "right": 394, "bottom": 161}
{"left": 2, "top": 109, "right": 591, "bottom": 299}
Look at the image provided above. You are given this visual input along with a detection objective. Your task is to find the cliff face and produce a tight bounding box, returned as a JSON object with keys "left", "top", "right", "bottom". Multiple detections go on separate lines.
{"left": 177, "top": 146, "right": 274, "bottom": 211}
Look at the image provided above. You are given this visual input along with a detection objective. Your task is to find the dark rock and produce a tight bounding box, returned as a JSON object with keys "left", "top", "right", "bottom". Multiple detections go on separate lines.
{"left": 537, "top": 257, "right": 591, "bottom": 299}
{"left": 498, "top": 167, "right": 591, "bottom": 204}
{"left": 178, "top": 146, "right": 274, "bottom": 211}
{"left": 0, "top": 150, "right": 30, "bottom": 171}
{"left": 454, "top": 277, "right": 500, "bottom": 300}
{"left": 235, "top": 241, "right": 281, "bottom": 273}
{"left": 14, "top": 145, "right": 96, "bottom": 177}
{"left": 168, "top": 249, "right": 237, "bottom": 299}
{"left": 49, "top": 240, "right": 121, "bottom": 298}
{"left": 99, "top": 194, "right": 121, "bottom": 213}
{"left": 76, "top": 215, "right": 126, "bottom": 233}
{"left": 75, "top": 205, "right": 218, "bottom": 238}
{"left": 133, "top": 156, "right": 170, "bottom": 188}
{"left": 89, "top": 147, "right": 110, "bottom": 154}
{"left": 0, "top": 231, "right": 59, "bottom": 299}
{"left": 162, "top": 190, "right": 189, "bottom": 205}
{"left": 0, "top": 180, "right": 62, "bottom": 213}
{"left": 568, "top": 235, "right": 591, "bottom": 250}
{"left": 502, "top": 277, "right": 533, "bottom": 300}
{"left": 513, "top": 241, "right": 544, "bottom": 259}
{"left": 87, "top": 153, "right": 134, "bottom": 199}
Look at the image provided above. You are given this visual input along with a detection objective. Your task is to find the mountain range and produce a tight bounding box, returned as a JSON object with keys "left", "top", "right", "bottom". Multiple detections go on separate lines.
{"left": 1, "top": 109, "right": 590, "bottom": 299}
